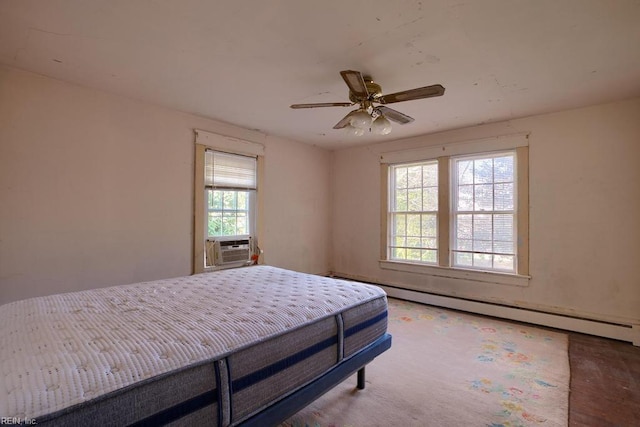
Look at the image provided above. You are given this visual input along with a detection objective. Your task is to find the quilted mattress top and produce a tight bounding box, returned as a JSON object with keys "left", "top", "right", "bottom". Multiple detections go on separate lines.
{"left": 0, "top": 266, "right": 385, "bottom": 419}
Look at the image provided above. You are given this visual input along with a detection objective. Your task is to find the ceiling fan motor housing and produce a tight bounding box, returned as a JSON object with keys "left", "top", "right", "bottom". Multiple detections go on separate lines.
{"left": 348, "top": 77, "right": 383, "bottom": 103}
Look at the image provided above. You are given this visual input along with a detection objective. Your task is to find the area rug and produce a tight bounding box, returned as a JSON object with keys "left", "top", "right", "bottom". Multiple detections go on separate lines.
{"left": 281, "top": 298, "right": 569, "bottom": 427}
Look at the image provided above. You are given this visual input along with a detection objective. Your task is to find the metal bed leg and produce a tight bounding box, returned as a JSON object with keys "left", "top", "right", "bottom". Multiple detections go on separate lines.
{"left": 357, "top": 367, "right": 365, "bottom": 389}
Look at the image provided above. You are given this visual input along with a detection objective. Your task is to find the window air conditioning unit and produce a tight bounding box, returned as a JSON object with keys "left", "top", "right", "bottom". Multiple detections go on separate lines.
{"left": 207, "top": 236, "right": 252, "bottom": 269}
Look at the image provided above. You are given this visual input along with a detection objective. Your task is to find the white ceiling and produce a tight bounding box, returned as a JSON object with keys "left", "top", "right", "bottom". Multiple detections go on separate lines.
{"left": 1, "top": 0, "right": 639, "bottom": 150}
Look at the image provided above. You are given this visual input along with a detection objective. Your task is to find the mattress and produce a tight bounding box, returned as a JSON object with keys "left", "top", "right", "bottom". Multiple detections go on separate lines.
{"left": 0, "top": 266, "right": 388, "bottom": 426}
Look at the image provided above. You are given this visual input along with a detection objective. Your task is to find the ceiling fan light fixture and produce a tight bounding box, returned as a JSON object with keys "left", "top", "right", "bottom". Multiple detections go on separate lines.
{"left": 349, "top": 110, "right": 373, "bottom": 130}
{"left": 344, "top": 124, "right": 365, "bottom": 137}
{"left": 291, "top": 70, "right": 444, "bottom": 137}
{"left": 371, "top": 114, "right": 392, "bottom": 135}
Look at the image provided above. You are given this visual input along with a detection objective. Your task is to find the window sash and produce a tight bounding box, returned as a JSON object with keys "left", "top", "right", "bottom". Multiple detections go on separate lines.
{"left": 451, "top": 151, "right": 517, "bottom": 273}
{"left": 388, "top": 160, "right": 439, "bottom": 264}
{"left": 206, "top": 189, "right": 254, "bottom": 237}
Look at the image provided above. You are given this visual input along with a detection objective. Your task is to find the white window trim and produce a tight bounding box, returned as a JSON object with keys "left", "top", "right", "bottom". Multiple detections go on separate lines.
{"left": 379, "top": 133, "right": 530, "bottom": 286}
{"left": 388, "top": 160, "right": 439, "bottom": 265}
{"left": 379, "top": 260, "right": 530, "bottom": 287}
{"left": 379, "top": 133, "right": 528, "bottom": 164}
{"left": 195, "top": 129, "right": 265, "bottom": 157}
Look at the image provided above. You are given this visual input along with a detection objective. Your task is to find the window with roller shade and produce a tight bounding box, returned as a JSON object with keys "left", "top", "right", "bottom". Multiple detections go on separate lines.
{"left": 204, "top": 150, "right": 257, "bottom": 238}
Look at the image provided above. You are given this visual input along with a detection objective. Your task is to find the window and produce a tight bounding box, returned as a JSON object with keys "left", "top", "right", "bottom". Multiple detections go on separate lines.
{"left": 193, "top": 130, "right": 264, "bottom": 274}
{"left": 389, "top": 161, "right": 439, "bottom": 264}
{"left": 382, "top": 135, "right": 529, "bottom": 281}
{"left": 451, "top": 152, "right": 516, "bottom": 272}
{"left": 205, "top": 150, "right": 256, "bottom": 238}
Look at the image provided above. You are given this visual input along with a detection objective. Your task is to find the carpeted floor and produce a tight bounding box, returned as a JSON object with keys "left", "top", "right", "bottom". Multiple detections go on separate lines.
{"left": 282, "top": 298, "right": 569, "bottom": 427}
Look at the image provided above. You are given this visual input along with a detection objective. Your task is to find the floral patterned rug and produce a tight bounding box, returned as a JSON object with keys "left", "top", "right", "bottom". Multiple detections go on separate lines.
{"left": 281, "top": 297, "right": 569, "bottom": 427}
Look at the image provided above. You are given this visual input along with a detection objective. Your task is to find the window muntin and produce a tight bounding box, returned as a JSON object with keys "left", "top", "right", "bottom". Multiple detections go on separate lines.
{"left": 389, "top": 161, "right": 438, "bottom": 264}
{"left": 452, "top": 152, "right": 516, "bottom": 272}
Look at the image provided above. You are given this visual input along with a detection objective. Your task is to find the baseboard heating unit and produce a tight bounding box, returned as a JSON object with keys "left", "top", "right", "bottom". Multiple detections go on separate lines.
{"left": 332, "top": 274, "right": 639, "bottom": 346}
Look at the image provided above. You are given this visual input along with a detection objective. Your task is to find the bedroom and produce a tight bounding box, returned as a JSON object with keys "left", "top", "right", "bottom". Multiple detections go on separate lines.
{"left": 1, "top": 0, "right": 639, "bottom": 425}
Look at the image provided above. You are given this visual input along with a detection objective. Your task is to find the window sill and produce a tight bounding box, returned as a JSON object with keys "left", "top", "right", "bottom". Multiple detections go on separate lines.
{"left": 379, "top": 260, "right": 530, "bottom": 287}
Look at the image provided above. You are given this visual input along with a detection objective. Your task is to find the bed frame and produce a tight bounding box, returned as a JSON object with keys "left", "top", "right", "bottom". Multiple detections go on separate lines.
{"left": 127, "top": 333, "right": 392, "bottom": 426}
{"left": 241, "top": 333, "right": 391, "bottom": 426}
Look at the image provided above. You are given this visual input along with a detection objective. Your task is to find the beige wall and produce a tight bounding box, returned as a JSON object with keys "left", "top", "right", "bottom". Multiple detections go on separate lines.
{"left": 331, "top": 98, "right": 640, "bottom": 325}
{"left": 2, "top": 63, "right": 638, "bottom": 328}
{"left": 0, "top": 66, "right": 331, "bottom": 304}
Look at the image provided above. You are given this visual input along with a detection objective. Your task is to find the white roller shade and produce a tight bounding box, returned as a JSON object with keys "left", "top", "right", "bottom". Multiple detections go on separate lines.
{"left": 205, "top": 150, "right": 257, "bottom": 189}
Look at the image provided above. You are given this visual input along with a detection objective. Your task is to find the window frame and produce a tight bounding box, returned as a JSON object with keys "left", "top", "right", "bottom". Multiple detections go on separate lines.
{"left": 388, "top": 160, "right": 440, "bottom": 265}
{"left": 204, "top": 149, "right": 257, "bottom": 239}
{"left": 193, "top": 131, "right": 265, "bottom": 274}
{"left": 450, "top": 150, "right": 518, "bottom": 273}
{"left": 380, "top": 134, "right": 529, "bottom": 286}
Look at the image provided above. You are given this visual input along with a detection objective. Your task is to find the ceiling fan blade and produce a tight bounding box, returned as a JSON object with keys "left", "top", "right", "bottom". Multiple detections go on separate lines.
{"left": 340, "top": 70, "right": 369, "bottom": 99}
{"left": 379, "top": 84, "right": 445, "bottom": 104}
{"left": 376, "top": 106, "right": 414, "bottom": 124}
{"left": 333, "top": 110, "right": 359, "bottom": 129}
{"left": 290, "top": 102, "right": 353, "bottom": 109}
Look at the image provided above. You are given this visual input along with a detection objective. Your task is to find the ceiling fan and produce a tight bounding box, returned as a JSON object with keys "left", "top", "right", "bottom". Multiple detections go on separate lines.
{"left": 290, "top": 70, "right": 445, "bottom": 136}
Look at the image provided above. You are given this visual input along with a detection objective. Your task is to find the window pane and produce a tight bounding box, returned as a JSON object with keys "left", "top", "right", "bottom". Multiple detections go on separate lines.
{"left": 456, "top": 214, "right": 472, "bottom": 239}
{"left": 422, "top": 238, "right": 437, "bottom": 249}
{"left": 406, "top": 214, "right": 421, "bottom": 236}
{"left": 395, "top": 190, "right": 408, "bottom": 211}
{"left": 473, "top": 214, "right": 492, "bottom": 241}
{"left": 407, "top": 248, "right": 421, "bottom": 261}
{"left": 494, "top": 156, "right": 514, "bottom": 183}
{"left": 237, "top": 212, "right": 247, "bottom": 234}
{"left": 237, "top": 192, "right": 248, "bottom": 210}
{"left": 473, "top": 253, "right": 492, "bottom": 268}
{"left": 456, "top": 252, "right": 473, "bottom": 266}
{"left": 494, "top": 183, "right": 514, "bottom": 210}
{"left": 474, "top": 159, "right": 493, "bottom": 184}
{"left": 421, "top": 214, "right": 437, "bottom": 237}
{"left": 422, "top": 249, "right": 437, "bottom": 263}
{"left": 392, "top": 248, "right": 406, "bottom": 259}
{"left": 423, "top": 187, "right": 438, "bottom": 211}
{"left": 394, "top": 214, "right": 406, "bottom": 236}
{"left": 208, "top": 212, "right": 222, "bottom": 235}
{"left": 493, "top": 241, "right": 513, "bottom": 254}
{"left": 423, "top": 164, "right": 438, "bottom": 187}
{"left": 223, "top": 191, "right": 236, "bottom": 209}
{"left": 407, "top": 166, "right": 422, "bottom": 188}
{"left": 457, "top": 185, "right": 473, "bottom": 210}
{"left": 473, "top": 239, "right": 492, "bottom": 252}
{"left": 494, "top": 255, "right": 515, "bottom": 271}
{"left": 209, "top": 190, "right": 223, "bottom": 209}
{"left": 394, "top": 236, "right": 406, "bottom": 247}
{"left": 395, "top": 167, "right": 408, "bottom": 188}
{"left": 458, "top": 160, "right": 474, "bottom": 185}
{"left": 407, "top": 237, "right": 421, "bottom": 248}
{"left": 456, "top": 238, "right": 472, "bottom": 251}
{"left": 494, "top": 214, "right": 514, "bottom": 241}
{"left": 222, "top": 215, "right": 236, "bottom": 234}
{"left": 474, "top": 184, "right": 493, "bottom": 211}
{"left": 408, "top": 189, "right": 422, "bottom": 211}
